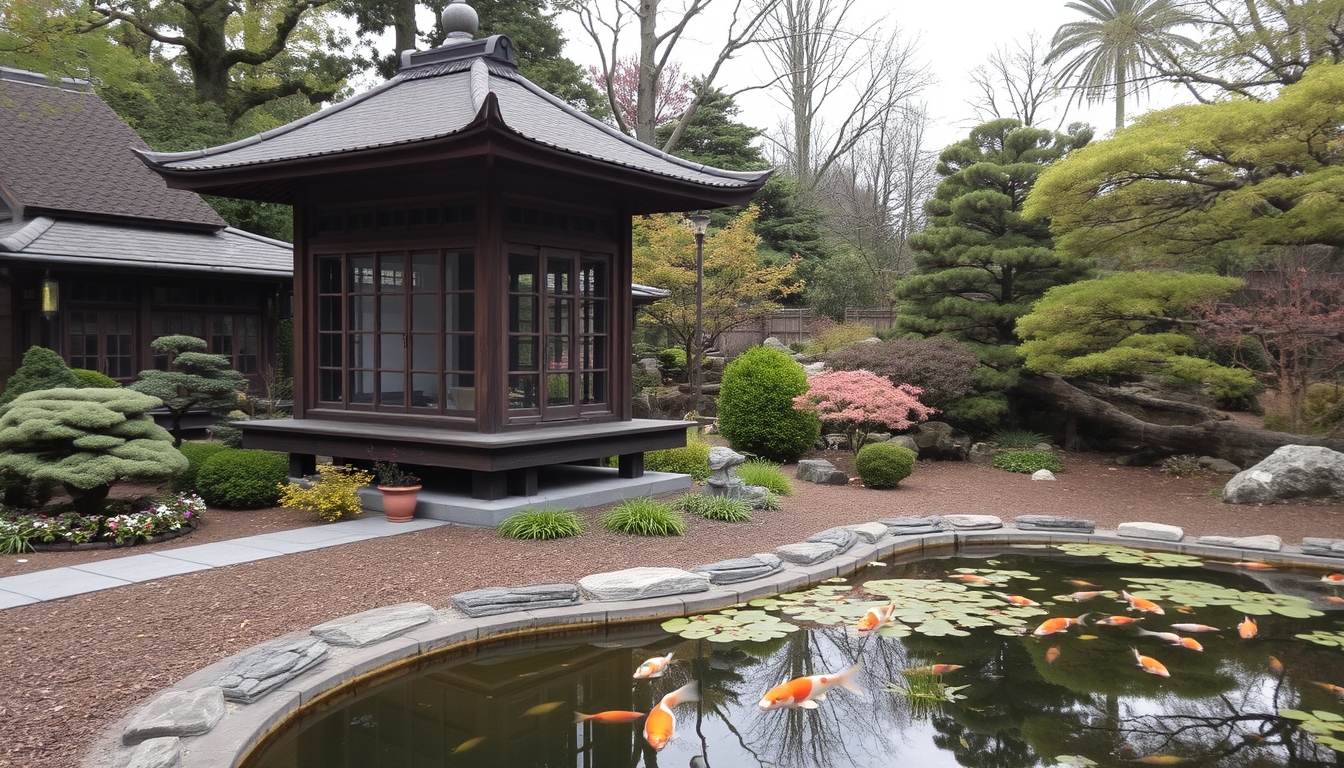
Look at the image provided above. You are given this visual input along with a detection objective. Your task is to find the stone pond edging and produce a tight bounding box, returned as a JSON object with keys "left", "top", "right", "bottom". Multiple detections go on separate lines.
{"left": 85, "top": 519, "right": 1344, "bottom": 768}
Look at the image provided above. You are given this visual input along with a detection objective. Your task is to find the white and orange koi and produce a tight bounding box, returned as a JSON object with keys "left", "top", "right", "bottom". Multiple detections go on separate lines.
{"left": 1121, "top": 590, "right": 1165, "bottom": 615}
{"left": 1238, "top": 616, "right": 1258, "bottom": 639}
{"left": 575, "top": 710, "right": 645, "bottom": 724}
{"left": 1168, "top": 623, "right": 1220, "bottom": 633}
{"left": 948, "top": 573, "right": 995, "bottom": 584}
{"left": 633, "top": 651, "right": 675, "bottom": 679}
{"left": 643, "top": 681, "right": 699, "bottom": 751}
{"left": 1322, "top": 573, "right": 1344, "bottom": 584}
{"left": 1131, "top": 646, "right": 1171, "bottom": 678}
{"left": 1033, "top": 614, "right": 1092, "bottom": 636}
{"left": 997, "top": 593, "right": 1040, "bottom": 607}
{"left": 1324, "top": 595, "right": 1344, "bottom": 605}
{"left": 1136, "top": 628, "right": 1202, "bottom": 651}
{"left": 1065, "top": 591, "right": 1104, "bottom": 602}
{"left": 903, "top": 664, "right": 964, "bottom": 676}
{"left": 758, "top": 663, "right": 863, "bottom": 710}
{"left": 1093, "top": 615, "right": 1144, "bottom": 627}
{"left": 856, "top": 602, "right": 897, "bottom": 635}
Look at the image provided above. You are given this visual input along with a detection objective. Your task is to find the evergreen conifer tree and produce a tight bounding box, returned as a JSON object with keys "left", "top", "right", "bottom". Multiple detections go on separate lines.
{"left": 129, "top": 336, "right": 246, "bottom": 447}
{"left": 0, "top": 347, "right": 82, "bottom": 407}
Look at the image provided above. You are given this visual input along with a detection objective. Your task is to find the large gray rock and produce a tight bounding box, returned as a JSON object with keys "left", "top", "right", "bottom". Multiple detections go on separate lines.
{"left": 776, "top": 541, "right": 840, "bottom": 564}
{"left": 912, "top": 421, "right": 971, "bottom": 461}
{"left": 808, "top": 526, "right": 858, "bottom": 553}
{"left": 578, "top": 568, "right": 710, "bottom": 601}
{"left": 820, "top": 433, "right": 850, "bottom": 451}
{"left": 1223, "top": 445, "right": 1344, "bottom": 504}
{"left": 692, "top": 554, "right": 783, "bottom": 585}
{"left": 1014, "top": 515, "right": 1095, "bottom": 533}
{"left": 1194, "top": 534, "right": 1282, "bottom": 551}
{"left": 796, "top": 459, "right": 848, "bottom": 485}
{"left": 311, "top": 602, "right": 438, "bottom": 646}
{"left": 1032, "top": 469, "right": 1056, "bottom": 481}
{"left": 1117, "top": 521, "right": 1184, "bottom": 542}
{"left": 843, "top": 522, "right": 889, "bottom": 544}
{"left": 882, "top": 516, "right": 944, "bottom": 535}
{"left": 452, "top": 584, "right": 580, "bottom": 617}
{"left": 888, "top": 435, "right": 919, "bottom": 455}
{"left": 212, "top": 636, "right": 328, "bottom": 704}
{"left": 122, "top": 688, "right": 224, "bottom": 745}
{"left": 706, "top": 446, "right": 770, "bottom": 506}
{"left": 707, "top": 446, "right": 745, "bottom": 473}
{"left": 1303, "top": 537, "right": 1344, "bottom": 558}
{"left": 763, "top": 336, "right": 791, "bottom": 352}
{"left": 942, "top": 514, "right": 1002, "bottom": 530}
{"left": 116, "top": 737, "right": 180, "bottom": 768}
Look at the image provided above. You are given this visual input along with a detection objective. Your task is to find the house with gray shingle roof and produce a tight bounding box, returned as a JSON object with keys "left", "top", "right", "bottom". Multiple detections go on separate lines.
{"left": 0, "top": 66, "right": 292, "bottom": 383}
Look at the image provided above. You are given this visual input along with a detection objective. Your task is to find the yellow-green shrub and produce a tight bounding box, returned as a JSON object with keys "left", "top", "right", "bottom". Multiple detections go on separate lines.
{"left": 278, "top": 464, "right": 373, "bottom": 522}
{"left": 806, "top": 322, "right": 874, "bottom": 354}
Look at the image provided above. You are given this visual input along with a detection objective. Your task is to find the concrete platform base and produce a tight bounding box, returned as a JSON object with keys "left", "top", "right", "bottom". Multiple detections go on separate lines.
{"left": 357, "top": 465, "right": 692, "bottom": 527}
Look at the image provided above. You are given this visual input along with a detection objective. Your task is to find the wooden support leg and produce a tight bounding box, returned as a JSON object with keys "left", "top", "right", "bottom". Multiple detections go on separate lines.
{"left": 618, "top": 452, "right": 644, "bottom": 479}
{"left": 289, "top": 453, "right": 316, "bottom": 478}
{"left": 472, "top": 470, "right": 508, "bottom": 501}
{"left": 508, "top": 467, "right": 539, "bottom": 497}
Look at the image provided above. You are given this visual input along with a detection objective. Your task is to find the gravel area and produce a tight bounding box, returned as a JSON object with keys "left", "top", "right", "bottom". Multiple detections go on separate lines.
{"left": 2, "top": 451, "right": 1342, "bottom": 768}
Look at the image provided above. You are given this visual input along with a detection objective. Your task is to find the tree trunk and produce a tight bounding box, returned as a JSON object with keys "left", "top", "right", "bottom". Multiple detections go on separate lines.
{"left": 1014, "top": 373, "right": 1344, "bottom": 468}
{"left": 636, "top": 0, "right": 659, "bottom": 145}
{"left": 64, "top": 483, "right": 111, "bottom": 516}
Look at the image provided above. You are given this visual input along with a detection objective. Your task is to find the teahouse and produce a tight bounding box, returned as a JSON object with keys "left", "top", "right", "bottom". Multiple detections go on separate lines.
{"left": 137, "top": 1, "right": 770, "bottom": 514}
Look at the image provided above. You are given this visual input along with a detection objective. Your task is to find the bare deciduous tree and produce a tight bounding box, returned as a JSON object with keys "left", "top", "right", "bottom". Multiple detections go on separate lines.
{"left": 967, "top": 32, "right": 1065, "bottom": 128}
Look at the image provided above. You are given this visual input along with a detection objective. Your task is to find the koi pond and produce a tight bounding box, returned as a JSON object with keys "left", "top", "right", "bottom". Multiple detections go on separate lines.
{"left": 246, "top": 545, "right": 1344, "bottom": 767}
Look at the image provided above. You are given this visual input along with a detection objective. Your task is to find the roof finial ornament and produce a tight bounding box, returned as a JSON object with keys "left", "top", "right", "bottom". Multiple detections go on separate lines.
{"left": 441, "top": 0, "right": 479, "bottom": 41}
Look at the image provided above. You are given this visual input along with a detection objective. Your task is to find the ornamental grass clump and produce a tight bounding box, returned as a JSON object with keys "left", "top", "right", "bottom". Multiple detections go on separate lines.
{"left": 0, "top": 388, "right": 188, "bottom": 515}
{"left": 601, "top": 497, "right": 685, "bottom": 536}
{"left": 278, "top": 463, "right": 373, "bottom": 522}
{"left": 499, "top": 507, "right": 584, "bottom": 540}
{"left": 735, "top": 459, "right": 793, "bottom": 496}
{"left": 854, "top": 443, "right": 917, "bottom": 489}
{"left": 673, "top": 493, "right": 752, "bottom": 522}
{"left": 793, "top": 369, "right": 935, "bottom": 453}
{"left": 718, "top": 347, "right": 819, "bottom": 463}
{"left": 993, "top": 450, "right": 1064, "bottom": 474}
{"left": 1160, "top": 454, "right": 1205, "bottom": 477}
{"left": 989, "top": 429, "right": 1050, "bottom": 449}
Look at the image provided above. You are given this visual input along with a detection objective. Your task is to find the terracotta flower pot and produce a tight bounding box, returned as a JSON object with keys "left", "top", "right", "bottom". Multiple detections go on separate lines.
{"left": 378, "top": 485, "right": 421, "bottom": 523}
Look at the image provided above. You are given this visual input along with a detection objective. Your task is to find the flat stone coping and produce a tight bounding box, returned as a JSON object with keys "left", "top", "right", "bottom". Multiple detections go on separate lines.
{"left": 85, "top": 526, "right": 1344, "bottom": 768}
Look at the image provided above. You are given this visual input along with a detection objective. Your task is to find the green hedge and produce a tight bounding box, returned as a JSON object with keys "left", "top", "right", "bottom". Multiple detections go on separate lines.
{"left": 196, "top": 449, "right": 288, "bottom": 509}
{"left": 718, "top": 346, "right": 819, "bottom": 463}
{"left": 172, "top": 442, "right": 232, "bottom": 493}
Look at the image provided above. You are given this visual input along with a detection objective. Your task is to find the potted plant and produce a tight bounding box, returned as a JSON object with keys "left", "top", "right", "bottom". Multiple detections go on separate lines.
{"left": 373, "top": 460, "right": 421, "bottom": 523}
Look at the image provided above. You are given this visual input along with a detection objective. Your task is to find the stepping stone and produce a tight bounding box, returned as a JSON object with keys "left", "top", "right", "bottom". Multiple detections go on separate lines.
{"left": 212, "top": 635, "right": 328, "bottom": 704}
{"left": 122, "top": 687, "right": 224, "bottom": 745}
{"left": 452, "top": 584, "right": 580, "bottom": 617}
{"left": 843, "top": 522, "right": 889, "bottom": 544}
{"left": 1014, "top": 515, "right": 1095, "bottom": 533}
{"left": 1303, "top": 537, "right": 1344, "bottom": 559}
{"left": 881, "top": 516, "right": 944, "bottom": 535}
{"left": 942, "top": 514, "right": 1002, "bottom": 530}
{"left": 796, "top": 459, "right": 848, "bottom": 485}
{"left": 115, "top": 737, "right": 180, "bottom": 768}
{"left": 1116, "top": 521, "right": 1184, "bottom": 542}
{"left": 692, "top": 554, "right": 783, "bottom": 585}
{"left": 578, "top": 568, "right": 709, "bottom": 601}
{"left": 808, "top": 527, "right": 858, "bottom": 553}
{"left": 776, "top": 542, "right": 839, "bottom": 565}
{"left": 311, "top": 602, "right": 438, "bottom": 647}
{"left": 1195, "top": 534, "right": 1282, "bottom": 552}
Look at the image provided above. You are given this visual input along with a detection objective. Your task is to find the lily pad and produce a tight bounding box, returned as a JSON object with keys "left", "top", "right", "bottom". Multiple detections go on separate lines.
{"left": 1126, "top": 577, "right": 1324, "bottom": 618}
{"left": 661, "top": 611, "right": 800, "bottom": 643}
{"left": 1297, "top": 630, "right": 1344, "bottom": 649}
{"left": 860, "top": 578, "right": 1049, "bottom": 637}
{"left": 1279, "top": 708, "right": 1344, "bottom": 751}
{"left": 1054, "top": 543, "right": 1203, "bottom": 569}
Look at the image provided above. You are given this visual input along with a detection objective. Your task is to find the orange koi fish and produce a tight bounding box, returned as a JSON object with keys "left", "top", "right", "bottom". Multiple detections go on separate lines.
{"left": 1311, "top": 681, "right": 1344, "bottom": 699}
{"left": 904, "top": 664, "right": 964, "bottom": 676}
{"left": 1269, "top": 656, "right": 1284, "bottom": 675}
{"left": 643, "top": 681, "right": 699, "bottom": 751}
{"left": 856, "top": 602, "right": 897, "bottom": 635}
{"left": 1231, "top": 561, "right": 1275, "bottom": 570}
{"left": 1238, "top": 616, "right": 1258, "bottom": 639}
{"left": 1131, "top": 646, "right": 1171, "bottom": 678}
{"left": 575, "top": 710, "right": 645, "bottom": 724}
{"left": 1067, "top": 579, "right": 1100, "bottom": 588}
{"left": 1045, "top": 647, "right": 1061, "bottom": 664}
{"left": 997, "top": 593, "right": 1040, "bottom": 607}
{"left": 1066, "top": 591, "right": 1103, "bottom": 602}
{"left": 1136, "top": 628, "right": 1202, "bottom": 651}
{"left": 1033, "top": 614, "right": 1092, "bottom": 636}
{"left": 1325, "top": 595, "right": 1344, "bottom": 605}
{"left": 759, "top": 663, "right": 864, "bottom": 710}
{"left": 1121, "top": 590, "right": 1165, "bottom": 615}
{"left": 1168, "top": 623, "right": 1219, "bottom": 633}
{"left": 634, "top": 651, "right": 674, "bottom": 679}
{"left": 1093, "top": 615, "right": 1144, "bottom": 627}
{"left": 1322, "top": 573, "right": 1344, "bottom": 584}
{"left": 949, "top": 573, "right": 995, "bottom": 584}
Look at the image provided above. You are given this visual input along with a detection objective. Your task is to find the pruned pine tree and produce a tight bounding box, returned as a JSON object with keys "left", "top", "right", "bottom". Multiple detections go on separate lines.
{"left": 129, "top": 336, "right": 247, "bottom": 447}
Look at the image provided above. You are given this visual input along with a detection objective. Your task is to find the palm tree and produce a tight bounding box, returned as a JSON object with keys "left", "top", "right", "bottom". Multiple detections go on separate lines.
{"left": 1045, "top": 0, "right": 1197, "bottom": 131}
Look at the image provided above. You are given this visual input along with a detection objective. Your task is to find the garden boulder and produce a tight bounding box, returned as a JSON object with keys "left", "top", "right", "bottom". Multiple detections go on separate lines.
{"left": 1223, "top": 445, "right": 1344, "bottom": 505}
{"left": 796, "top": 459, "right": 848, "bottom": 485}
{"left": 911, "top": 421, "right": 971, "bottom": 461}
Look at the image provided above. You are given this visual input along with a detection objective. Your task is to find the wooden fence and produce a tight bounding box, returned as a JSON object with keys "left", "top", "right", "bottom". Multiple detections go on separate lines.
{"left": 716, "top": 308, "right": 896, "bottom": 355}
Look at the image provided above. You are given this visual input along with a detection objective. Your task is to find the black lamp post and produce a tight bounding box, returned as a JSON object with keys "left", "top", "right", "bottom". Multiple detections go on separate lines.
{"left": 688, "top": 211, "right": 711, "bottom": 415}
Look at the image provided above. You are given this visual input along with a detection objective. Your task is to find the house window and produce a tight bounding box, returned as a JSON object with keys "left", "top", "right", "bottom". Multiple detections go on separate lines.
{"left": 508, "top": 247, "right": 609, "bottom": 420}
{"left": 68, "top": 310, "right": 135, "bottom": 379}
{"left": 316, "top": 250, "right": 474, "bottom": 413}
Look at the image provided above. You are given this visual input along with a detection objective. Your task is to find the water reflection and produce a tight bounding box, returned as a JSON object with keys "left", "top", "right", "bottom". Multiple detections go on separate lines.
{"left": 248, "top": 553, "right": 1344, "bottom": 768}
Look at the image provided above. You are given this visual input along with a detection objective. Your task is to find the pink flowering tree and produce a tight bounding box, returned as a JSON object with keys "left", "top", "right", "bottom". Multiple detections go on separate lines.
{"left": 793, "top": 369, "right": 936, "bottom": 453}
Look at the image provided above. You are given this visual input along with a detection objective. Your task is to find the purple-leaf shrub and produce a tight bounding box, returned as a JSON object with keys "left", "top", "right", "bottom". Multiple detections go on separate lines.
{"left": 822, "top": 337, "right": 978, "bottom": 407}
{"left": 793, "top": 369, "right": 936, "bottom": 453}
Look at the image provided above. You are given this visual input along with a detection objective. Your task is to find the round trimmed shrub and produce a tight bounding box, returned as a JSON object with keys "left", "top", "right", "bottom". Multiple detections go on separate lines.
{"left": 71, "top": 368, "right": 121, "bottom": 389}
{"left": 172, "top": 442, "right": 231, "bottom": 493}
{"left": 855, "top": 443, "right": 916, "bottom": 489}
{"left": 658, "top": 348, "right": 687, "bottom": 380}
{"left": 718, "top": 346, "right": 820, "bottom": 463}
{"left": 196, "top": 449, "right": 288, "bottom": 509}
{"left": 993, "top": 450, "right": 1063, "bottom": 474}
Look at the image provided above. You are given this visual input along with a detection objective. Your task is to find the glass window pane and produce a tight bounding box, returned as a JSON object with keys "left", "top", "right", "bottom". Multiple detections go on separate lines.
{"left": 509, "top": 374, "right": 537, "bottom": 409}
{"left": 349, "top": 334, "right": 374, "bottom": 369}
{"left": 548, "top": 335, "right": 569, "bottom": 368}
{"left": 508, "top": 253, "right": 535, "bottom": 292}
{"left": 446, "top": 372, "right": 475, "bottom": 389}
{"left": 548, "top": 298, "right": 570, "bottom": 335}
{"left": 379, "top": 371, "right": 404, "bottom": 406}
{"left": 379, "top": 333, "right": 404, "bottom": 371}
{"left": 350, "top": 254, "right": 375, "bottom": 293}
{"left": 411, "top": 251, "right": 439, "bottom": 291}
{"left": 411, "top": 334, "right": 437, "bottom": 370}
{"left": 581, "top": 372, "right": 606, "bottom": 404}
{"left": 349, "top": 371, "right": 374, "bottom": 404}
{"left": 320, "top": 369, "right": 342, "bottom": 402}
{"left": 446, "top": 294, "right": 474, "bottom": 333}
{"left": 547, "top": 258, "right": 572, "bottom": 295}
{"left": 412, "top": 294, "right": 438, "bottom": 332}
{"left": 580, "top": 260, "right": 606, "bottom": 297}
{"left": 319, "top": 334, "right": 342, "bottom": 367}
{"left": 582, "top": 300, "right": 606, "bottom": 335}
{"left": 509, "top": 337, "right": 536, "bottom": 370}
{"left": 510, "top": 296, "right": 536, "bottom": 333}
{"left": 447, "top": 252, "right": 475, "bottom": 291}
{"left": 380, "top": 294, "right": 405, "bottom": 333}
{"left": 319, "top": 257, "right": 342, "bottom": 293}
{"left": 349, "top": 296, "right": 374, "bottom": 331}
{"left": 547, "top": 373, "right": 571, "bottom": 406}
{"left": 411, "top": 373, "right": 438, "bottom": 408}
{"left": 446, "top": 335, "right": 474, "bottom": 372}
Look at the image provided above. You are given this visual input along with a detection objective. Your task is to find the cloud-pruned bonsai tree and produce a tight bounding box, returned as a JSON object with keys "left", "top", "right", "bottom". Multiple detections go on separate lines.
{"left": 0, "top": 388, "right": 188, "bottom": 515}
{"left": 130, "top": 336, "right": 247, "bottom": 447}
{"left": 0, "top": 346, "right": 82, "bottom": 407}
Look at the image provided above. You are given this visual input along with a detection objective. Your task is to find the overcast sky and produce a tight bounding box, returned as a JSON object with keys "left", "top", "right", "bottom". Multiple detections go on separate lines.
{"left": 553, "top": 0, "right": 1196, "bottom": 151}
